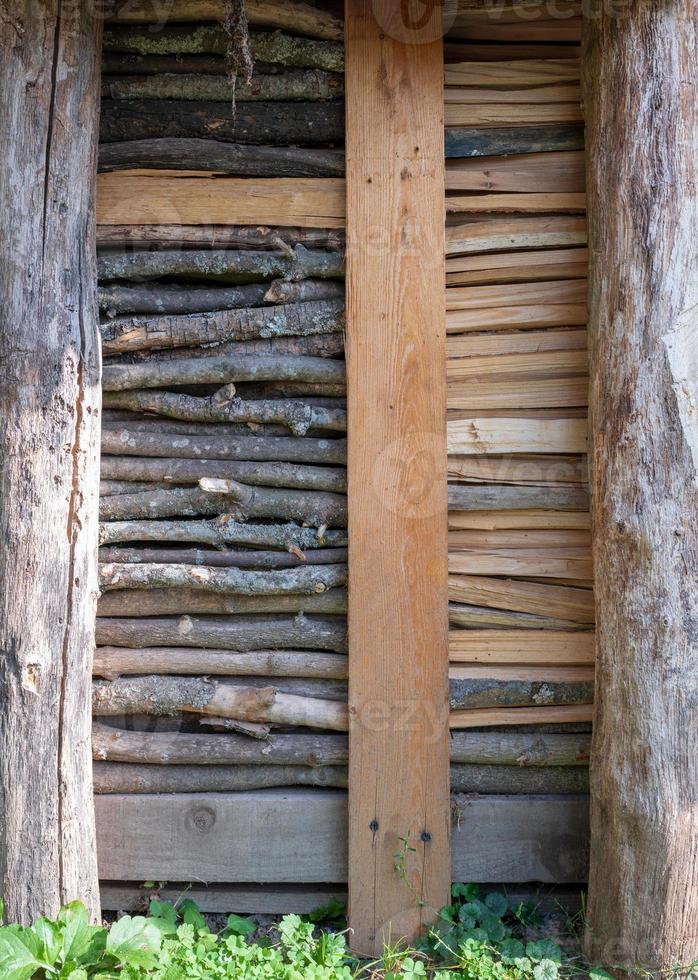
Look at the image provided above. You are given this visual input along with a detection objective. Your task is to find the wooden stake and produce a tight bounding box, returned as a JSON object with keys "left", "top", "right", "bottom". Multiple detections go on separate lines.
{"left": 345, "top": 0, "right": 449, "bottom": 955}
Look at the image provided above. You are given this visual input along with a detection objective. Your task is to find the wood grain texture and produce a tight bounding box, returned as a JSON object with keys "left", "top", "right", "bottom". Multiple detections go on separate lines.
{"left": 582, "top": 2, "right": 698, "bottom": 970}
{"left": 345, "top": 0, "right": 449, "bottom": 955}
{"left": 449, "top": 630, "right": 595, "bottom": 666}
{"left": 97, "top": 172, "right": 346, "bottom": 228}
{"left": 0, "top": 0, "right": 102, "bottom": 923}
{"left": 94, "top": 791, "right": 589, "bottom": 884}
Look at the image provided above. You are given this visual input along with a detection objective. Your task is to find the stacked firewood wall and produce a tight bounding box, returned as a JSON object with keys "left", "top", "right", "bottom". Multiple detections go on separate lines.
{"left": 93, "top": 5, "right": 352, "bottom": 794}
{"left": 445, "top": 2, "right": 593, "bottom": 795}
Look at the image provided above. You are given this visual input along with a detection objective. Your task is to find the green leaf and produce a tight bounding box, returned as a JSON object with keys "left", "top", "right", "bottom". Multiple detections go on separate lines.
{"left": 480, "top": 911, "right": 507, "bottom": 942}
{"left": 148, "top": 900, "right": 178, "bottom": 937}
{"left": 57, "top": 902, "right": 104, "bottom": 966}
{"left": 179, "top": 900, "right": 207, "bottom": 933}
{"left": 588, "top": 970, "right": 614, "bottom": 980}
{"left": 452, "top": 883, "right": 480, "bottom": 903}
{"left": 33, "top": 918, "right": 62, "bottom": 967}
{"left": 527, "top": 940, "right": 562, "bottom": 964}
{"left": 484, "top": 892, "right": 508, "bottom": 917}
{"left": 106, "top": 915, "right": 161, "bottom": 968}
{"left": 308, "top": 899, "right": 346, "bottom": 924}
{"left": 65, "top": 970, "right": 89, "bottom": 980}
{"left": 533, "top": 957, "right": 559, "bottom": 980}
{"left": 0, "top": 930, "right": 49, "bottom": 980}
{"left": 225, "top": 913, "right": 256, "bottom": 937}
{"left": 499, "top": 938, "right": 526, "bottom": 962}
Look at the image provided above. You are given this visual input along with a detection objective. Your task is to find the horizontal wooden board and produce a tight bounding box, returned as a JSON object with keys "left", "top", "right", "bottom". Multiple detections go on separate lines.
{"left": 448, "top": 377, "right": 588, "bottom": 410}
{"left": 448, "top": 575, "right": 595, "bottom": 622}
{"left": 447, "top": 304, "right": 587, "bottom": 332}
{"left": 101, "top": 883, "right": 348, "bottom": 914}
{"left": 446, "top": 279, "right": 587, "bottom": 311}
{"left": 450, "top": 704, "right": 594, "bottom": 729}
{"left": 449, "top": 510, "right": 591, "bottom": 531}
{"left": 446, "top": 151, "right": 584, "bottom": 194}
{"left": 444, "top": 84, "right": 580, "bottom": 105}
{"left": 447, "top": 455, "right": 587, "bottom": 487}
{"left": 444, "top": 103, "right": 582, "bottom": 127}
{"left": 450, "top": 2, "right": 582, "bottom": 26}
{"left": 446, "top": 216, "right": 586, "bottom": 255}
{"left": 450, "top": 664, "right": 594, "bottom": 683}
{"left": 97, "top": 172, "right": 346, "bottom": 228}
{"left": 444, "top": 59, "right": 580, "bottom": 88}
{"left": 448, "top": 417, "right": 588, "bottom": 454}
{"left": 448, "top": 16, "right": 582, "bottom": 44}
{"left": 446, "top": 248, "right": 588, "bottom": 286}
{"left": 449, "top": 528, "right": 590, "bottom": 548}
{"left": 444, "top": 43, "right": 581, "bottom": 63}
{"left": 449, "top": 551, "right": 593, "bottom": 579}
{"left": 448, "top": 348, "right": 588, "bottom": 380}
{"left": 95, "top": 790, "right": 590, "bottom": 884}
{"left": 447, "top": 192, "right": 586, "bottom": 214}
{"left": 446, "top": 328, "right": 587, "bottom": 359}
{"left": 449, "top": 630, "right": 595, "bottom": 665}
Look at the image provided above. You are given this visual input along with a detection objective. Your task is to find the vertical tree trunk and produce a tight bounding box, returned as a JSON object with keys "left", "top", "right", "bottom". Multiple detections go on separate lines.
{"left": 0, "top": 0, "right": 102, "bottom": 922}
{"left": 583, "top": 2, "right": 698, "bottom": 972}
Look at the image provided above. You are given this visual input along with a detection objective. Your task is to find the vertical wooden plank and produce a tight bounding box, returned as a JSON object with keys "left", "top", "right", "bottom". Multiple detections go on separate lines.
{"left": 345, "top": 0, "right": 450, "bottom": 956}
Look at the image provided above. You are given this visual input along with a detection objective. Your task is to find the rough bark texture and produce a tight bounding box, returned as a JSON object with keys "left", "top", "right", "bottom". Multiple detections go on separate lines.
{"left": 0, "top": 0, "right": 101, "bottom": 923}
{"left": 98, "top": 545, "right": 348, "bottom": 569}
{"left": 98, "top": 517, "right": 347, "bottom": 549}
{"left": 102, "top": 71, "right": 343, "bottom": 103}
{"left": 444, "top": 124, "right": 584, "bottom": 159}
{"left": 96, "top": 224, "right": 345, "bottom": 250}
{"left": 96, "top": 587, "right": 348, "bottom": 617}
{"left": 93, "top": 646, "right": 349, "bottom": 678}
{"left": 583, "top": 3, "right": 698, "bottom": 971}
{"left": 98, "top": 279, "right": 343, "bottom": 315}
{"left": 100, "top": 98, "right": 344, "bottom": 145}
{"left": 92, "top": 762, "right": 348, "bottom": 793}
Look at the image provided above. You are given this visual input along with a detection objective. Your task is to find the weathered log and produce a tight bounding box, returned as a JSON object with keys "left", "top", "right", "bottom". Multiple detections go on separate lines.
{"left": 100, "top": 480, "right": 174, "bottom": 496}
{"left": 98, "top": 278, "right": 343, "bottom": 316}
{"left": 93, "top": 647, "right": 348, "bottom": 679}
{"left": 98, "top": 517, "right": 348, "bottom": 549}
{"left": 95, "top": 614, "right": 347, "bottom": 652}
{"left": 99, "top": 560, "right": 347, "bottom": 596}
{"left": 97, "top": 223, "right": 345, "bottom": 250}
{"left": 108, "top": 330, "right": 346, "bottom": 360}
{"left": 448, "top": 484, "right": 589, "bottom": 512}
{"left": 0, "top": 0, "right": 102, "bottom": 923}
{"left": 92, "top": 676, "right": 349, "bottom": 729}
{"left": 103, "top": 389, "right": 347, "bottom": 435}
{"left": 102, "top": 72, "right": 343, "bottom": 103}
{"left": 104, "top": 0, "right": 344, "bottom": 41}
{"left": 101, "top": 300, "right": 345, "bottom": 354}
{"left": 99, "top": 247, "right": 344, "bottom": 284}
{"left": 102, "top": 27, "right": 344, "bottom": 72}
{"left": 236, "top": 380, "right": 346, "bottom": 400}
{"left": 449, "top": 731, "right": 590, "bottom": 766}
{"left": 99, "top": 138, "right": 344, "bottom": 178}
{"left": 100, "top": 98, "right": 344, "bottom": 145}
{"left": 99, "top": 482, "right": 347, "bottom": 526}
{"left": 102, "top": 52, "right": 229, "bottom": 74}
{"left": 98, "top": 546, "right": 347, "bottom": 569}
{"left": 445, "top": 125, "right": 584, "bottom": 159}
{"left": 449, "top": 675, "right": 594, "bottom": 710}
{"left": 101, "top": 427, "right": 347, "bottom": 464}
{"left": 99, "top": 456, "right": 347, "bottom": 493}
{"left": 97, "top": 587, "right": 348, "bottom": 617}
{"left": 92, "top": 725, "right": 349, "bottom": 764}
{"left": 583, "top": 3, "right": 698, "bottom": 970}
{"left": 449, "top": 764, "right": 588, "bottom": 794}
{"left": 99, "top": 281, "right": 267, "bottom": 315}
{"left": 449, "top": 603, "right": 589, "bottom": 631}
{"left": 93, "top": 762, "right": 348, "bottom": 793}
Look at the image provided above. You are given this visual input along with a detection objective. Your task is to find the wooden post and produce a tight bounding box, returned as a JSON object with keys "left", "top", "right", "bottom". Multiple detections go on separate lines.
{"left": 0, "top": 0, "right": 102, "bottom": 921}
{"left": 345, "top": 0, "right": 450, "bottom": 955}
{"left": 582, "top": 1, "right": 698, "bottom": 971}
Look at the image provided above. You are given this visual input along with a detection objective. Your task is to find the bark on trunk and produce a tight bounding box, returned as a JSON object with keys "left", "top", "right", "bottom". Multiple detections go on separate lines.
{"left": 100, "top": 98, "right": 344, "bottom": 145}
{"left": 101, "top": 301, "right": 345, "bottom": 354}
{"left": 0, "top": 0, "right": 101, "bottom": 922}
{"left": 98, "top": 546, "right": 348, "bottom": 569}
{"left": 102, "top": 27, "right": 344, "bottom": 72}
{"left": 582, "top": 3, "right": 698, "bottom": 971}
{"left": 102, "top": 72, "right": 343, "bottom": 103}
{"left": 98, "top": 517, "right": 347, "bottom": 549}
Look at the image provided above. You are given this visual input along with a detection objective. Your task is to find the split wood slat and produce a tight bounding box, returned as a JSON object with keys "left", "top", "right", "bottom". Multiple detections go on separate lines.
{"left": 448, "top": 629, "right": 595, "bottom": 665}
{"left": 449, "top": 529, "right": 591, "bottom": 548}
{"left": 345, "top": 0, "right": 449, "bottom": 954}
{"left": 444, "top": 84, "right": 581, "bottom": 105}
{"left": 446, "top": 152, "right": 585, "bottom": 194}
{"left": 446, "top": 192, "right": 586, "bottom": 214}
{"left": 448, "top": 511, "right": 591, "bottom": 531}
{"left": 446, "top": 279, "right": 587, "bottom": 310}
{"left": 449, "top": 408, "right": 588, "bottom": 420}
{"left": 97, "top": 172, "right": 347, "bottom": 228}
{"left": 446, "top": 216, "right": 587, "bottom": 255}
{"left": 444, "top": 59, "right": 580, "bottom": 88}
{"left": 448, "top": 575, "right": 595, "bottom": 622}
{"left": 452, "top": 2, "right": 582, "bottom": 26}
{"left": 446, "top": 248, "right": 588, "bottom": 286}
{"left": 448, "top": 552, "right": 593, "bottom": 579}
{"left": 447, "top": 377, "right": 589, "bottom": 410}
{"left": 444, "top": 42, "right": 581, "bottom": 62}
{"left": 103, "top": 0, "right": 344, "bottom": 41}
{"left": 447, "top": 19, "right": 583, "bottom": 45}
{"left": 447, "top": 304, "right": 588, "bottom": 332}
{"left": 446, "top": 328, "right": 587, "bottom": 359}
{"left": 95, "top": 791, "right": 590, "bottom": 885}
{"left": 447, "top": 455, "right": 587, "bottom": 486}
{"left": 447, "top": 348, "right": 588, "bottom": 380}
{"left": 447, "top": 417, "right": 588, "bottom": 454}
{"left": 449, "top": 664, "right": 594, "bottom": 683}
{"left": 445, "top": 103, "right": 582, "bottom": 127}
{"left": 450, "top": 704, "right": 594, "bottom": 729}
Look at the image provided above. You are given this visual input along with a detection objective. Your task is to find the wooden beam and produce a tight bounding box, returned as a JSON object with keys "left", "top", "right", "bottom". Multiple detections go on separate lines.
{"left": 94, "top": 791, "right": 589, "bottom": 884}
{"left": 582, "top": 2, "right": 698, "bottom": 971}
{"left": 345, "top": 0, "right": 449, "bottom": 955}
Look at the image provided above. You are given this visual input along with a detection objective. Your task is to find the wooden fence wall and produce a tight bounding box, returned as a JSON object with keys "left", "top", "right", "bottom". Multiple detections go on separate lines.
{"left": 93, "top": 0, "right": 591, "bottom": 924}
